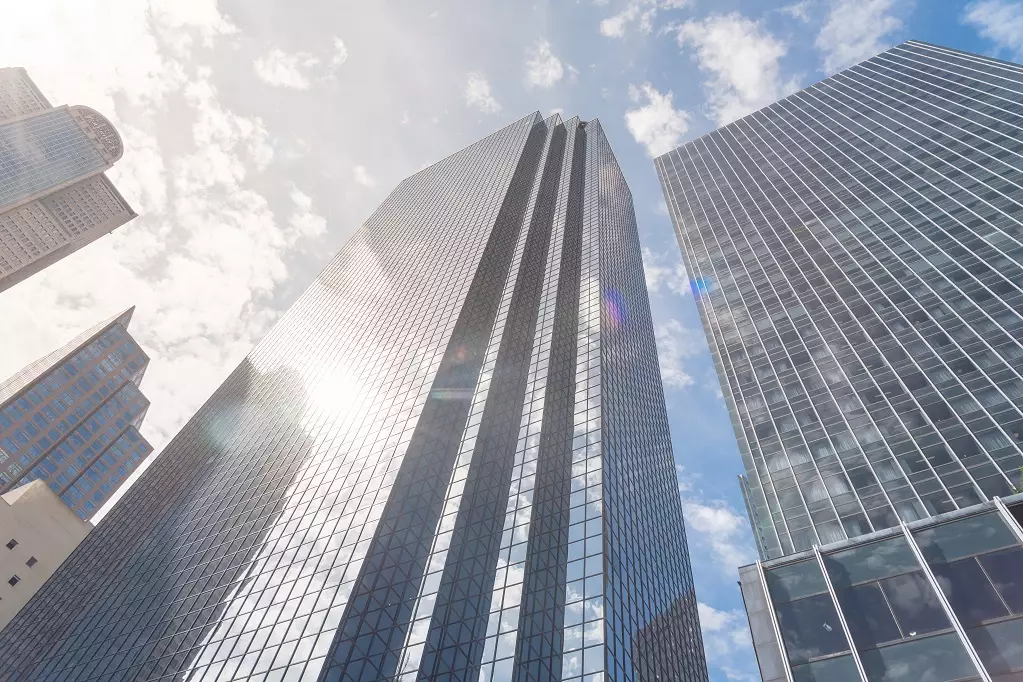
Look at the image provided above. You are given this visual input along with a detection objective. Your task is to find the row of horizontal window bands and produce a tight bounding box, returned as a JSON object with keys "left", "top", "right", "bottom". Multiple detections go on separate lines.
{"left": 765, "top": 507, "right": 1023, "bottom": 682}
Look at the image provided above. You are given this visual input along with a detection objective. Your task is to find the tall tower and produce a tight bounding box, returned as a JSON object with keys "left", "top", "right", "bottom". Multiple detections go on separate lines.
{"left": 658, "top": 41, "right": 1023, "bottom": 682}
{"left": 0, "top": 67, "right": 135, "bottom": 293}
{"left": 0, "top": 307, "right": 153, "bottom": 520}
{"left": 0, "top": 113, "right": 707, "bottom": 682}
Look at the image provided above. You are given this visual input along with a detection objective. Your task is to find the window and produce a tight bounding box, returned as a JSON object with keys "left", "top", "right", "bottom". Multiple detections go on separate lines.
{"left": 775, "top": 592, "right": 850, "bottom": 664}
{"left": 25, "top": 557, "right": 36, "bottom": 568}
{"left": 8, "top": 576, "right": 18, "bottom": 586}
{"left": 859, "top": 632, "right": 980, "bottom": 682}
{"left": 4, "top": 539, "right": 15, "bottom": 550}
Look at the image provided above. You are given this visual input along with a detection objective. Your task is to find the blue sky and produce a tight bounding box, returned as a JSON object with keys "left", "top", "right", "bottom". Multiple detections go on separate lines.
{"left": 2, "top": 1, "right": 1023, "bottom": 680}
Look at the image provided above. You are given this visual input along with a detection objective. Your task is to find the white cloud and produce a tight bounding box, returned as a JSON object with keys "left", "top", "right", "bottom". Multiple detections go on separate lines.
{"left": 525, "top": 40, "right": 565, "bottom": 89}
{"left": 465, "top": 72, "right": 501, "bottom": 114}
{"left": 781, "top": 0, "right": 813, "bottom": 22}
{"left": 683, "top": 497, "right": 756, "bottom": 570}
{"left": 816, "top": 0, "right": 902, "bottom": 74}
{"left": 600, "top": 0, "right": 690, "bottom": 38}
{"left": 0, "top": 0, "right": 328, "bottom": 520}
{"left": 332, "top": 37, "right": 349, "bottom": 67}
{"left": 642, "top": 247, "right": 688, "bottom": 297}
{"left": 963, "top": 0, "right": 1023, "bottom": 60}
{"left": 253, "top": 48, "right": 319, "bottom": 89}
{"left": 253, "top": 38, "right": 350, "bottom": 89}
{"left": 353, "top": 165, "right": 377, "bottom": 188}
{"left": 698, "top": 603, "right": 758, "bottom": 682}
{"left": 677, "top": 13, "right": 800, "bottom": 126}
{"left": 624, "top": 83, "right": 690, "bottom": 157}
{"left": 654, "top": 319, "right": 702, "bottom": 388}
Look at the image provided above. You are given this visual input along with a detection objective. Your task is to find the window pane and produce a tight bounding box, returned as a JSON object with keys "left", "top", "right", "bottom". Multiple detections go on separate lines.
{"left": 967, "top": 617, "right": 1023, "bottom": 677}
{"left": 914, "top": 513, "right": 1018, "bottom": 564}
{"left": 766, "top": 559, "right": 829, "bottom": 603}
{"left": 881, "top": 571, "right": 950, "bottom": 637}
{"left": 979, "top": 546, "right": 1023, "bottom": 614}
{"left": 837, "top": 583, "right": 903, "bottom": 649}
{"left": 775, "top": 593, "right": 849, "bottom": 664}
{"left": 859, "top": 632, "right": 979, "bottom": 682}
{"left": 931, "top": 559, "right": 1008, "bottom": 627}
{"left": 825, "top": 536, "right": 920, "bottom": 589}
{"left": 791, "top": 654, "right": 862, "bottom": 682}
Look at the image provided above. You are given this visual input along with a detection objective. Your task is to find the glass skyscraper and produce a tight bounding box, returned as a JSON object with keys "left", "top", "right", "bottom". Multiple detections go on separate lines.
{"left": 657, "top": 40, "right": 1023, "bottom": 682}
{"left": 0, "top": 67, "right": 136, "bottom": 293}
{"left": 0, "top": 113, "right": 706, "bottom": 682}
{"left": 0, "top": 307, "right": 152, "bottom": 520}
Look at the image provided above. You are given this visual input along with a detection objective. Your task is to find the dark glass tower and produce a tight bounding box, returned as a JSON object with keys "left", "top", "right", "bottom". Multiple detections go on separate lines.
{"left": 0, "top": 113, "right": 706, "bottom": 682}
{"left": 657, "top": 40, "right": 1023, "bottom": 561}
{"left": 0, "top": 307, "right": 152, "bottom": 520}
{"left": 657, "top": 40, "right": 1023, "bottom": 682}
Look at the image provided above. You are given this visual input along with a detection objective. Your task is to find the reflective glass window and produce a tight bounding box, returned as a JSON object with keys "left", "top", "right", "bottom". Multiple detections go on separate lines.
{"left": 880, "top": 571, "right": 950, "bottom": 638}
{"left": 931, "top": 559, "right": 1009, "bottom": 626}
{"left": 775, "top": 593, "right": 849, "bottom": 664}
{"left": 836, "top": 583, "right": 902, "bottom": 649}
{"left": 766, "top": 559, "right": 829, "bottom": 603}
{"left": 967, "top": 617, "right": 1023, "bottom": 677}
{"left": 825, "top": 536, "right": 919, "bottom": 589}
{"left": 859, "top": 632, "right": 979, "bottom": 682}
{"left": 914, "top": 513, "right": 1017, "bottom": 564}
{"left": 791, "top": 654, "right": 862, "bottom": 682}
{"left": 978, "top": 546, "right": 1023, "bottom": 614}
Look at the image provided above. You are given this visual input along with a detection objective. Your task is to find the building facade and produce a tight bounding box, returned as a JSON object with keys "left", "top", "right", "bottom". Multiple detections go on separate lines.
{"left": 0, "top": 481, "right": 91, "bottom": 631}
{"left": 0, "top": 67, "right": 135, "bottom": 293}
{"left": 656, "top": 40, "right": 1023, "bottom": 682}
{"left": 0, "top": 113, "right": 707, "bottom": 682}
{"left": 0, "top": 307, "right": 152, "bottom": 520}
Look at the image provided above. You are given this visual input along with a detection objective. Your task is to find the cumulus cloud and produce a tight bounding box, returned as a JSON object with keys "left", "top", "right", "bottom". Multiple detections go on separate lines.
{"left": 624, "top": 83, "right": 690, "bottom": 157}
{"left": 816, "top": 0, "right": 902, "bottom": 74}
{"left": 525, "top": 40, "right": 565, "bottom": 89}
{"left": 963, "top": 0, "right": 1023, "bottom": 60}
{"left": 781, "top": 0, "right": 813, "bottom": 22}
{"left": 0, "top": 0, "right": 329, "bottom": 520}
{"left": 600, "top": 0, "right": 690, "bottom": 38}
{"left": 698, "top": 603, "right": 758, "bottom": 682}
{"left": 677, "top": 13, "right": 800, "bottom": 126}
{"left": 642, "top": 247, "right": 689, "bottom": 297}
{"left": 465, "top": 72, "right": 501, "bottom": 114}
{"left": 654, "top": 319, "right": 703, "bottom": 388}
{"left": 253, "top": 37, "right": 350, "bottom": 89}
{"left": 353, "top": 165, "right": 377, "bottom": 188}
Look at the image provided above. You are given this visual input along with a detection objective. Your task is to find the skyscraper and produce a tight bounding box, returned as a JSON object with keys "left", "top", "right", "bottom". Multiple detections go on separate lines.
{"left": 657, "top": 40, "right": 1023, "bottom": 682}
{"left": 0, "top": 113, "right": 706, "bottom": 682}
{"left": 0, "top": 67, "right": 136, "bottom": 293}
{"left": 0, "top": 307, "right": 152, "bottom": 520}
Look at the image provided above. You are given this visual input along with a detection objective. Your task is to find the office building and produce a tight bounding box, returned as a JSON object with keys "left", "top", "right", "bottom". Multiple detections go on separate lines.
{"left": 657, "top": 40, "right": 1023, "bottom": 682}
{"left": 0, "top": 113, "right": 707, "bottom": 682}
{"left": 0, "top": 307, "right": 152, "bottom": 520}
{"left": 0, "top": 67, "right": 136, "bottom": 293}
{"left": 0, "top": 481, "right": 91, "bottom": 631}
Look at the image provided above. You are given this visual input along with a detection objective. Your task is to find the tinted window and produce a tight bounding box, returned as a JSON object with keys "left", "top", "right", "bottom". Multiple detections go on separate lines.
{"left": 766, "top": 560, "right": 829, "bottom": 603}
{"left": 775, "top": 593, "right": 849, "bottom": 664}
{"left": 836, "top": 583, "right": 902, "bottom": 649}
{"left": 967, "top": 617, "right": 1023, "bottom": 677}
{"left": 931, "top": 559, "right": 1008, "bottom": 627}
{"left": 881, "top": 571, "right": 949, "bottom": 637}
{"left": 914, "top": 513, "right": 1017, "bottom": 564}
{"left": 859, "top": 632, "right": 979, "bottom": 682}
{"left": 825, "top": 536, "right": 919, "bottom": 589}
{"left": 979, "top": 546, "right": 1023, "bottom": 614}
{"left": 791, "top": 654, "right": 862, "bottom": 682}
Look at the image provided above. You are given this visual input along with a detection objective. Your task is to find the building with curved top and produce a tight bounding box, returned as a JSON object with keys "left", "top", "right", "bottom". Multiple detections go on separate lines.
{"left": 0, "top": 67, "right": 135, "bottom": 293}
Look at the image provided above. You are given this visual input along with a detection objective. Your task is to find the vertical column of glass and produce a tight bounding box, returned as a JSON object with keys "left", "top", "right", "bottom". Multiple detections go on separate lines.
{"left": 395, "top": 119, "right": 559, "bottom": 681}
{"left": 561, "top": 125, "right": 604, "bottom": 682}
{"left": 478, "top": 120, "right": 575, "bottom": 682}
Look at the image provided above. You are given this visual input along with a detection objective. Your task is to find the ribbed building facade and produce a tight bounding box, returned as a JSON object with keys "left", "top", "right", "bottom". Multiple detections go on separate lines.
{"left": 0, "top": 113, "right": 706, "bottom": 682}
{"left": 0, "top": 67, "right": 135, "bottom": 293}
{"left": 657, "top": 40, "right": 1023, "bottom": 682}
{"left": 0, "top": 308, "right": 152, "bottom": 520}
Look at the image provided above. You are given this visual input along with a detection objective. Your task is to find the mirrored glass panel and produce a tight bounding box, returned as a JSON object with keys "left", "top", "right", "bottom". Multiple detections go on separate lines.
{"left": 775, "top": 593, "right": 850, "bottom": 664}
{"left": 914, "top": 514, "right": 1018, "bottom": 564}
{"left": 880, "top": 571, "right": 950, "bottom": 638}
{"left": 767, "top": 559, "right": 829, "bottom": 603}
{"left": 967, "top": 617, "right": 1023, "bottom": 678}
{"left": 978, "top": 546, "right": 1023, "bottom": 615}
{"left": 837, "top": 583, "right": 902, "bottom": 649}
{"left": 859, "top": 632, "right": 979, "bottom": 682}
{"left": 825, "top": 536, "right": 919, "bottom": 589}
{"left": 791, "top": 654, "right": 862, "bottom": 682}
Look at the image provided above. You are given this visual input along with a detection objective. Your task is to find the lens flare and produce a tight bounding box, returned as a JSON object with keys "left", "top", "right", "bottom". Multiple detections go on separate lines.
{"left": 604, "top": 289, "right": 626, "bottom": 327}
